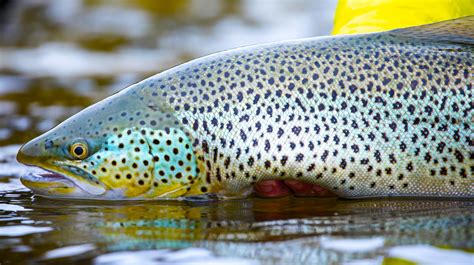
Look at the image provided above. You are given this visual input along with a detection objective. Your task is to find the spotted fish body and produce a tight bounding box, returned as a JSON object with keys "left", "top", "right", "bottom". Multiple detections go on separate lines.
{"left": 17, "top": 17, "right": 474, "bottom": 200}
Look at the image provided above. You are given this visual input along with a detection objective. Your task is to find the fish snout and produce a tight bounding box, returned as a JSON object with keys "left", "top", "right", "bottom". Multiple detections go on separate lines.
{"left": 17, "top": 140, "right": 44, "bottom": 166}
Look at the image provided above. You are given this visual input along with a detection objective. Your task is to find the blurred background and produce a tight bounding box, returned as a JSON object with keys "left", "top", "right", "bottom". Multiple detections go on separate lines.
{"left": 0, "top": 0, "right": 337, "bottom": 147}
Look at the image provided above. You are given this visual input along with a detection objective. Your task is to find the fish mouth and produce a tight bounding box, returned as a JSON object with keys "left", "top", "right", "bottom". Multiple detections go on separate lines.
{"left": 20, "top": 166, "right": 106, "bottom": 196}
{"left": 20, "top": 171, "right": 77, "bottom": 197}
{"left": 22, "top": 171, "right": 75, "bottom": 184}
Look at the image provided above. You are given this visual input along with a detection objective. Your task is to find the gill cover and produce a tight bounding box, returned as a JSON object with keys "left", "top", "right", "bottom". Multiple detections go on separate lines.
{"left": 70, "top": 127, "right": 199, "bottom": 198}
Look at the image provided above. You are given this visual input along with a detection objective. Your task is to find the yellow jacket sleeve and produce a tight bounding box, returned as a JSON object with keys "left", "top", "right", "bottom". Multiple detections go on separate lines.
{"left": 332, "top": 0, "right": 474, "bottom": 35}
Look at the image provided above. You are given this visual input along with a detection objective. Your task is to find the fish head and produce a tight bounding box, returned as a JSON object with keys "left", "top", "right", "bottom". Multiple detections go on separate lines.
{"left": 17, "top": 108, "right": 112, "bottom": 198}
{"left": 17, "top": 83, "right": 199, "bottom": 200}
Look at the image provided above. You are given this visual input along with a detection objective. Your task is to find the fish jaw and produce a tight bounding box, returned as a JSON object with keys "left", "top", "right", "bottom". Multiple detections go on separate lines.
{"left": 20, "top": 172, "right": 86, "bottom": 198}
{"left": 17, "top": 139, "right": 108, "bottom": 197}
{"left": 19, "top": 165, "right": 107, "bottom": 197}
{"left": 20, "top": 172, "right": 132, "bottom": 200}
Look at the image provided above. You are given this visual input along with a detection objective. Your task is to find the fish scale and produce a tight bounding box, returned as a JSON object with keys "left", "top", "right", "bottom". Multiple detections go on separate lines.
{"left": 138, "top": 19, "right": 473, "bottom": 198}
{"left": 17, "top": 17, "right": 473, "bottom": 199}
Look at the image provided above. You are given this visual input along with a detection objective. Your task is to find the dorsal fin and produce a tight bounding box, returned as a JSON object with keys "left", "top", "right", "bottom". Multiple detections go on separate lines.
{"left": 388, "top": 16, "right": 474, "bottom": 45}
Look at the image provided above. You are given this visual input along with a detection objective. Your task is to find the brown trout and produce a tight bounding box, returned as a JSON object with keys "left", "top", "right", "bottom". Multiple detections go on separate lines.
{"left": 16, "top": 17, "right": 473, "bottom": 200}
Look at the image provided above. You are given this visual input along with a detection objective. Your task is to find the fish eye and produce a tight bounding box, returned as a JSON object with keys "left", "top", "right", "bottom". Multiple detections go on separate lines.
{"left": 69, "top": 142, "right": 88, "bottom": 160}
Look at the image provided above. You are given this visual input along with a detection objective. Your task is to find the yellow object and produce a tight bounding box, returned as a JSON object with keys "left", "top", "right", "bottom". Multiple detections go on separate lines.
{"left": 332, "top": 0, "right": 474, "bottom": 35}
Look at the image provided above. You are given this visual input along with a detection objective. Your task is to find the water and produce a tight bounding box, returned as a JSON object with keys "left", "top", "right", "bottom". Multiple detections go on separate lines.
{"left": 0, "top": 1, "right": 473, "bottom": 264}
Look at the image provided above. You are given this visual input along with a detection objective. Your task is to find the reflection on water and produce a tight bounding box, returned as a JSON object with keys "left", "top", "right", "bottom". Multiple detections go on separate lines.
{"left": 0, "top": 186, "right": 473, "bottom": 264}
{"left": 0, "top": 1, "right": 473, "bottom": 264}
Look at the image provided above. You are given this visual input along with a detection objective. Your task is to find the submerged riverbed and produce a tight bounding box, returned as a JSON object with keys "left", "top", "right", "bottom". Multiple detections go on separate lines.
{"left": 0, "top": 1, "right": 473, "bottom": 264}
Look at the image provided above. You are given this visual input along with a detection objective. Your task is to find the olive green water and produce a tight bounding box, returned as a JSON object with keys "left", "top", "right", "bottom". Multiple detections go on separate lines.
{"left": 0, "top": 1, "right": 472, "bottom": 264}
